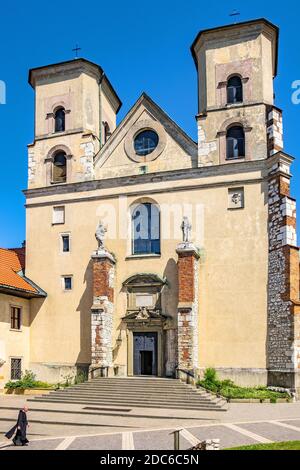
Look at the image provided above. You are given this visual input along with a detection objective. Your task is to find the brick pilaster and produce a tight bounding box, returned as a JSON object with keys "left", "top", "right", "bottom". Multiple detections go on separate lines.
{"left": 89, "top": 249, "right": 116, "bottom": 377}
{"left": 267, "top": 153, "right": 300, "bottom": 391}
{"left": 176, "top": 242, "right": 200, "bottom": 372}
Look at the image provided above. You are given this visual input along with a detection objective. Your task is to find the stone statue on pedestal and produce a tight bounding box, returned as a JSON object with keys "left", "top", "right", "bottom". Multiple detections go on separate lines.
{"left": 95, "top": 221, "right": 107, "bottom": 250}
{"left": 181, "top": 216, "right": 192, "bottom": 243}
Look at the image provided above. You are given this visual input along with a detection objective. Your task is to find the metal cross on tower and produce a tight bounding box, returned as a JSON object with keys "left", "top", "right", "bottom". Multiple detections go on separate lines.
{"left": 72, "top": 44, "right": 81, "bottom": 59}
{"left": 229, "top": 10, "right": 240, "bottom": 24}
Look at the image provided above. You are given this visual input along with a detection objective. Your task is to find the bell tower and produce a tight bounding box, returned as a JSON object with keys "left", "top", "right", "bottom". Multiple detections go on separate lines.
{"left": 27, "top": 59, "right": 121, "bottom": 189}
{"left": 191, "top": 19, "right": 281, "bottom": 166}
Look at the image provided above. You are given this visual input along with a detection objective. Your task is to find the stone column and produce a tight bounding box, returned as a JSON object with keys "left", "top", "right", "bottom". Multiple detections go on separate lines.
{"left": 176, "top": 242, "right": 200, "bottom": 375}
{"left": 89, "top": 248, "right": 116, "bottom": 378}
{"left": 267, "top": 152, "right": 300, "bottom": 392}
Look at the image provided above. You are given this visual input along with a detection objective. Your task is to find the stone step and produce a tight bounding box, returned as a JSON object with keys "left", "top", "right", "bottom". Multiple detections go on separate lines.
{"left": 52, "top": 388, "right": 208, "bottom": 397}
{"left": 49, "top": 389, "right": 215, "bottom": 399}
{"left": 64, "top": 385, "right": 195, "bottom": 394}
{"left": 60, "top": 384, "right": 202, "bottom": 393}
{"left": 45, "top": 394, "right": 218, "bottom": 405}
{"left": 87, "top": 379, "right": 185, "bottom": 385}
{"left": 68, "top": 383, "right": 194, "bottom": 389}
{"left": 90, "top": 377, "right": 178, "bottom": 381}
{"left": 71, "top": 381, "right": 193, "bottom": 387}
{"left": 29, "top": 397, "right": 226, "bottom": 411}
{"left": 32, "top": 392, "right": 224, "bottom": 405}
{"left": 29, "top": 377, "right": 226, "bottom": 412}
{"left": 72, "top": 381, "right": 188, "bottom": 386}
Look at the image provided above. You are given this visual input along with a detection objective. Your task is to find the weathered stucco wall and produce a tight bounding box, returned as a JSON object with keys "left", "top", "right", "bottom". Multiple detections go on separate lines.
{"left": 0, "top": 294, "right": 30, "bottom": 388}
{"left": 25, "top": 162, "right": 268, "bottom": 380}
{"left": 28, "top": 61, "right": 118, "bottom": 189}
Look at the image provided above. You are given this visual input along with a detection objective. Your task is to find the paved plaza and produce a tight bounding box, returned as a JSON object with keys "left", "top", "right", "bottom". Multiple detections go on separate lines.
{"left": 1, "top": 395, "right": 300, "bottom": 450}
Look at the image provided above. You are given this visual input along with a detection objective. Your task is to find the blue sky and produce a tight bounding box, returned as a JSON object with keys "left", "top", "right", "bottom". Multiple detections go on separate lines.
{"left": 0, "top": 0, "right": 299, "bottom": 247}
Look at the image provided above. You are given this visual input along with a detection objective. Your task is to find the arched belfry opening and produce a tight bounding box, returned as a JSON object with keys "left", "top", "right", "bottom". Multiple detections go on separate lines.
{"left": 227, "top": 75, "right": 243, "bottom": 104}
{"left": 52, "top": 151, "right": 67, "bottom": 183}
{"left": 54, "top": 107, "right": 65, "bottom": 132}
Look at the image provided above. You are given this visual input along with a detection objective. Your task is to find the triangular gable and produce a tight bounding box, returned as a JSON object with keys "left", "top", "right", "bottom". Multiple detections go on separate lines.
{"left": 94, "top": 93, "right": 197, "bottom": 168}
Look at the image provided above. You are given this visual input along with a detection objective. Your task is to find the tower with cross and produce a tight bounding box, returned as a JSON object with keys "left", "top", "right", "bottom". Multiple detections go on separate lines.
{"left": 27, "top": 58, "right": 121, "bottom": 190}
{"left": 191, "top": 19, "right": 278, "bottom": 167}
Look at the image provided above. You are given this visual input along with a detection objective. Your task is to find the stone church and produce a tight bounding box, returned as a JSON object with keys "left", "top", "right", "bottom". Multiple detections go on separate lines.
{"left": 1, "top": 18, "right": 300, "bottom": 393}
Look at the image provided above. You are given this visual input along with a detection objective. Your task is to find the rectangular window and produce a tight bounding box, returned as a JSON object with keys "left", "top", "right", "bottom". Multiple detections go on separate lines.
{"left": 10, "top": 306, "right": 21, "bottom": 330}
{"left": 11, "top": 358, "right": 22, "bottom": 380}
{"left": 62, "top": 276, "right": 72, "bottom": 291}
{"left": 52, "top": 206, "right": 65, "bottom": 225}
{"left": 62, "top": 234, "right": 70, "bottom": 252}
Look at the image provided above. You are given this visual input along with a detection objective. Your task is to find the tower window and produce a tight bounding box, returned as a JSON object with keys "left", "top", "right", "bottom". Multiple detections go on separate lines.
{"left": 226, "top": 126, "right": 245, "bottom": 159}
{"left": 54, "top": 108, "right": 65, "bottom": 132}
{"left": 132, "top": 203, "right": 160, "bottom": 255}
{"left": 227, "top": 76, "right": 243, "bottom": 104}
{"left": 52, "top": 151, "right": 67, "bottom": 183}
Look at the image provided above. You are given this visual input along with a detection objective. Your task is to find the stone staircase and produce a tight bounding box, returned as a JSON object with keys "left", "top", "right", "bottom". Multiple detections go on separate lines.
{"left": 29, "top": 377, "right": 227, "bottom": 411}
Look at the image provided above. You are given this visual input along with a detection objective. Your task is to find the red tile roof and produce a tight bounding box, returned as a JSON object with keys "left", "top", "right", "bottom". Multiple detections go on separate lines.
{"left": 0, "top": 247, "right": 37, "bottom": 294}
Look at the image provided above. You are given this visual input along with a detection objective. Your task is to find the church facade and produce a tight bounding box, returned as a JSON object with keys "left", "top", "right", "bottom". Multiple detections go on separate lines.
{"left": 1, "top": 18, "right": 300, "bottom": 392}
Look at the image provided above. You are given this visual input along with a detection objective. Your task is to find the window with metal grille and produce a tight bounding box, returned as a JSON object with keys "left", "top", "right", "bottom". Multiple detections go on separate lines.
{"left": 10, "top": 306, "right": 21, "bottom": 330}
{"left": 11, "top": 358, "right": 22, "bottom": 380}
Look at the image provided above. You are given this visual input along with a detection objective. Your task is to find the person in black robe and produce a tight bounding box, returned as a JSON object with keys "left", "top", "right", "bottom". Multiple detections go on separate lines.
{"left": 5, "top": 406, "right": 29, "bottom": 446}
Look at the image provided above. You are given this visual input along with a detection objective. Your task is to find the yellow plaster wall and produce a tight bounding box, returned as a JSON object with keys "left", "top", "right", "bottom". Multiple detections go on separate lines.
{"left": 0, "top": 294, "right": 31, "bottom": 388}
{"left": 25, "top": 168, "right": 268, "bottom": 376}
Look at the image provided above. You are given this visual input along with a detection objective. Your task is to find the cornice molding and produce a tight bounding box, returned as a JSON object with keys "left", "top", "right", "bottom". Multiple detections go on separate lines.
{"left": 24, "top": 158, "right": 268, "bottom": 200}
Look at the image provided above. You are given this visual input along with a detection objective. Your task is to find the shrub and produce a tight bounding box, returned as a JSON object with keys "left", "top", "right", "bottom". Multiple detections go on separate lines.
{"left": 74, "top": 370, "right": 87, "bottom": 385}
{"left": 4, "top": 370, "right": 53, "bottom": 390}
{"left": 204, "top": 367, "right": 217, "bottom": 382}
{"left": 197, "top": 368, "right": 290, "bottom": 401}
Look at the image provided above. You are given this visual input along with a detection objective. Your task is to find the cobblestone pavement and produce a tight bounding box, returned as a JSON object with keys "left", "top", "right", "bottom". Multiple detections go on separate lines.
{"left": 2, "top": 417, "right": 300, "bottom": 450}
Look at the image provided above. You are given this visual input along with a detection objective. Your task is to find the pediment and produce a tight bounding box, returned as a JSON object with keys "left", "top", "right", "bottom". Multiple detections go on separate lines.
{"left": 123, "top": 273, "right": 167, "bottom": 288}
{"left": 94, "top": 93, "right": 197, "bottom": 176}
